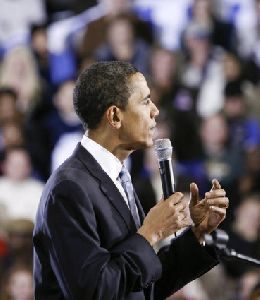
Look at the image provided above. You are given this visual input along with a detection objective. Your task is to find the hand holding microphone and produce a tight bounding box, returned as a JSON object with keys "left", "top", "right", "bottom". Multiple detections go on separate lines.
{"left": 152, "top": 138, "right": 229, "bottom": 244}
{"left": 137, "top": 139, "right": 192, "bottom": 246}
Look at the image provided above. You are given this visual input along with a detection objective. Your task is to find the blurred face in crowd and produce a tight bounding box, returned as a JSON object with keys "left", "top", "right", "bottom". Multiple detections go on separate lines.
{"left": 54, "top": 80, "right": 76, "bottom": 116}
{"left": 200, "top": 114, "right": 228, "bottom": 147}
{"left": 119, "top": 73, "right": 159, "bottom": 150}
{"left": 245, "top": 148, "right": 260, "bottom": 172}
{"left": 224, "top": 96, "right": 246, "bottom": 119}
{"left": 235, "top": 197, "right": 260, "bottom": 240}
{"left": 3, "top": 149, "right": 31, "bottom": 181}
{"left": 256, "top": 0, "right": 260, "bottom": 14}
{"left": 108, "top": 18, "right": 134, "bottom": 46}
{"left": 7, "top": 269, "right": 33, "bottom": 300}
{"left": 223, "top": 53, "right": 241, "bottom": 81}
{"left": 106, "top": 18, "right": 135, "bottom": 61}
{"left": 0, "top": 93, "right": 17, "bottom": 122}
{"left": 240, "top": 270, "right": 260, "bottom": 300}
{"left": 150, "top": 49, "right": 177, "bottom": 89}
{"left": 31, "top": 28, "right": 48, "bottom": 57}
{"left": 185, "top": 33, "right": 210, "bottom": 67}
{"left": 1, "top": 121, "right": 24, "bottom": 148}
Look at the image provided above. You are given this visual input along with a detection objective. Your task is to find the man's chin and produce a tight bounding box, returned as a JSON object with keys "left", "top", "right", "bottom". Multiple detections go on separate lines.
{"left": 126, "top": 140, "right": 153, "bottom": 151}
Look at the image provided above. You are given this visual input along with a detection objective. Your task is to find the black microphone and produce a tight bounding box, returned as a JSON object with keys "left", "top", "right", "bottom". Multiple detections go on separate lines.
{"left": 154, "top": 139, "right": 175, "bottom": 200}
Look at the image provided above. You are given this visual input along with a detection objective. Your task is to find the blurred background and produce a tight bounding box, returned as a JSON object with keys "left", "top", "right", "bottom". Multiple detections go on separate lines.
{"left": 0, "top": 0, "right": 259, "bottom": 299}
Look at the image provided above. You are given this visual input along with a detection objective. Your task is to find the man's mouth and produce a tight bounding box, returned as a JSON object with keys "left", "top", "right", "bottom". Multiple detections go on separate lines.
{"left": 150, "top": 123, "right": 157, "bottom": 130}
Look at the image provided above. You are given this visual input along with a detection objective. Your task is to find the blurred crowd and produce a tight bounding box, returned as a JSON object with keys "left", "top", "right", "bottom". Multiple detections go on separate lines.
{"left": 0, "top": 0, "right": 260, "bottom": 299}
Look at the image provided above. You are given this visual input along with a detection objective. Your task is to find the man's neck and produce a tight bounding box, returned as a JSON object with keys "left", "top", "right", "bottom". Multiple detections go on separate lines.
{"left": 87, "top": 130, "right": 132, "bottom": 163}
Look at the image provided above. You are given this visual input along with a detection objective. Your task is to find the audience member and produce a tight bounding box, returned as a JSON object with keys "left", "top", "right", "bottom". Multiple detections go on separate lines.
{"left": 133, "top": 0, "right": 191, "bottom": 50}
{"left": 0, "top": 264, "right": 33, "bottom": 300}
{"left": 0, "top": 0, "right": 46, "bottom": 52}
{"left": 0, "top": 146, "right": 43, "bottom": 223}
{"left": 0, "top": 87, "right": 22, "bottom": 125}
{"left": 223, "top": 195, "right": 260, "bottom": 279}
{"left": 30, "top": 24, "right": 50, "bottom": 83}
{"left": 149, "top": 46, "right": 180, "bottom": 107}
{"left": 79, "top": 0, "right": 153, "bottom": 64}
{"left": 223, "top": 80, "right": 260, "bottom": 152}
{"left": 199, "top": 113, "right": 243, "bottom": 225}
{"left": 0, "top": 121, "right": 26, "bottom": 174}
{"left": 239, "top": 147, "right": 260, "bottom": 195}
{"left": 0, "top": 218, "right": 34, "bottom": 287}
{"left": 233, "top": 269, "right": 260, "bottom": 300}
{"left": 0, "top": 46, "right": 42, "bottom": 113}
{"left": 249, "top": 281, "right": 260, "bottom": 300}
{"left": 25, "top": 79, "right": 83, "bottom": 179}
{"left": 189, "top": 0, "right": 234, "bottom": 50}
{"left": 94, "top": 14, "right": 151, "bottom": 75}
{"left": 42, "top": 80, "right": 83, "bottom": 150}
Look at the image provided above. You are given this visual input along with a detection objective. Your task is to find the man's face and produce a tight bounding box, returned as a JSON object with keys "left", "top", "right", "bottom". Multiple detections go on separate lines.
{"left": 119, "top": 73, "right": 159, "bottom": 150}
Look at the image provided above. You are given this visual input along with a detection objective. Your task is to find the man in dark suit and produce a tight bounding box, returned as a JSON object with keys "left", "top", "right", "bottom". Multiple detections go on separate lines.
{"left": 33, "top": 61, "right": 229, "bottom": 300}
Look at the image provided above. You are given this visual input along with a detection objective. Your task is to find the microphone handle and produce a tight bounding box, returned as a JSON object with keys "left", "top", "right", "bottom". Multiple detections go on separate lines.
{"left": 158, "top": 159, "right": 175, "bottom": 200}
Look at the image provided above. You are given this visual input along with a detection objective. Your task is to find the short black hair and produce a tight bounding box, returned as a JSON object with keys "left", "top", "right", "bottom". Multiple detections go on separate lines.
{"left": 73, "top": 61, "right": 138, "bottom": 129}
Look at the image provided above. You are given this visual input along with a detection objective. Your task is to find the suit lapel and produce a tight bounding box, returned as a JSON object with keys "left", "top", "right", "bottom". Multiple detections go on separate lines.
{"left": 73, "top": 144, "right": 137, "bottom": 232}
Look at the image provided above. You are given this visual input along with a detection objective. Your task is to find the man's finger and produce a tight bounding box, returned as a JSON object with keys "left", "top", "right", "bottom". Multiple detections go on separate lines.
{"left": 211, "top": 179, "right": 221, "bottom": 190}
{"left": 206, "top": 189, "right": 226, "bottom": 198}
{"left": 209, "top": 206, "right": 226, "bottom": 217}
{"left": 190, "top": 182, "right": 199, "bottom": 207}
{"left": 168, "top": 192, "right": 183, "bottom": 206}
{"left": 207, "top": 197, "right": 229, "bottom": 208}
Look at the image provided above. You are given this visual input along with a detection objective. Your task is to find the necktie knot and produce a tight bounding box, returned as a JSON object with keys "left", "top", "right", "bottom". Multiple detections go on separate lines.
{"left": 119, "top": 166, "right": 131, "bottom": 184}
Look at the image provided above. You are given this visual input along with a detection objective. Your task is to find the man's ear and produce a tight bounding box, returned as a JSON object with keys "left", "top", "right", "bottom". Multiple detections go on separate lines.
{"left": 106, "top": 105, "right": 122, "bottom": 129}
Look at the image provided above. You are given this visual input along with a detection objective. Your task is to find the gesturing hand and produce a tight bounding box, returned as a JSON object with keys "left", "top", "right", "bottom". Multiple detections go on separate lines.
{"left": 138, "top": 192, "right": 192, "bottom": 246}
{"left": 189, "top": 179, "right": 229, "bottom": 240}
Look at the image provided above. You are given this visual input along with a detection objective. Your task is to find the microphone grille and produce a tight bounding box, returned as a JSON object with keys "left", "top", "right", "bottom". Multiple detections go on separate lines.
{"left": 154, "top": 138, "right": 172, "bottom": 161}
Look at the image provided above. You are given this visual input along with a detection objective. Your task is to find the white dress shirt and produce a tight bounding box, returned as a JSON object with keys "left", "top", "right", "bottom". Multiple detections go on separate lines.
{"left": 81, "top": 135, "right": 130, "bottom": 208}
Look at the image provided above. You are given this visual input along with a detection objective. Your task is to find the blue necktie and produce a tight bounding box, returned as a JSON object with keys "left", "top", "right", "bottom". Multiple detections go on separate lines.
{"left": 119, "top": 166, "right": 141, "bottom": 228}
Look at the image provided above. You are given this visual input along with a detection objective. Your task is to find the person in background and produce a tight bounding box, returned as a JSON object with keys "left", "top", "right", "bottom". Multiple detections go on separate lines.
{"left": 249, "top": 281, "right": 260, "bottom": 300}
{"left": 223, "top": 195, "right": 260, "bottom": 279}
{"left": 222, "top": 80, "right": 260, "bottom": 152}
{"left": 0, "top": 121, "right": 26, "bottom": 176}
{"left": 79, "top": 0, "right": 153, "bottom": 66}
{"left": 94, "top": 14, "right": 151, "bottom": 75}
{"left": 25, "top": 79, "right": 83, "bottom": 180}
{"left": 42, "top": 80, "right": 83, "bottom": 151}
{"left": 239, "top": 147, "right": 260, "bottom": 195}
{"left": 0, "top": 46, "right": 42, "bottom": 113}
{"left": 0, "top": 87, "right": 22, "bottom": 125}
{"left": 0, "top": 219, "right": 34, "bottom": 291}
{"left": 0, "top": 146, "right": 43, "bottom": 223}
{"left": 30, "top": 23, "right": 50, "bottom": 84}
{"left": 233, "top": 269, "right": 260, "bottom": 300}
{"left": 0, "top": 264, "right": 33, "bottom": 300}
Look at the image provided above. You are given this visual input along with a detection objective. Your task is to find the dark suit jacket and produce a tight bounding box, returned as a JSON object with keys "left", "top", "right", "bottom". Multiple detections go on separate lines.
{"left": 33, "top": 144, "right": 218, "bottom": 300}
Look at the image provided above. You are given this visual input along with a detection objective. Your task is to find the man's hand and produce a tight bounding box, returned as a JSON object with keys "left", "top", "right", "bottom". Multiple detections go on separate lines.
{"left": 189, "top": 179, "right": 229, "bottom": 242}
{"left": 138, "top": 193, "right": 192, "bottom": 246}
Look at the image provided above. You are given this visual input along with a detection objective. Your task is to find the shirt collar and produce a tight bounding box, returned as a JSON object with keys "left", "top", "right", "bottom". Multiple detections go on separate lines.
{"left": 81, "top": 135, "right": 123, "bottom": 181}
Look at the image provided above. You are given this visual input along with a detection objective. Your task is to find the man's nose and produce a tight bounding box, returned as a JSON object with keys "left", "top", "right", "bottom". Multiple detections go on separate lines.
{"left": 151, "top": 102, "right": 159, "bottom": 118}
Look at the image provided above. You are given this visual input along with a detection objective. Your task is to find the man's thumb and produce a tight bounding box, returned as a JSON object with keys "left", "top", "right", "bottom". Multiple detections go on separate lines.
{"left": 211, "top": 179, "right": 221, "bottom": 190}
